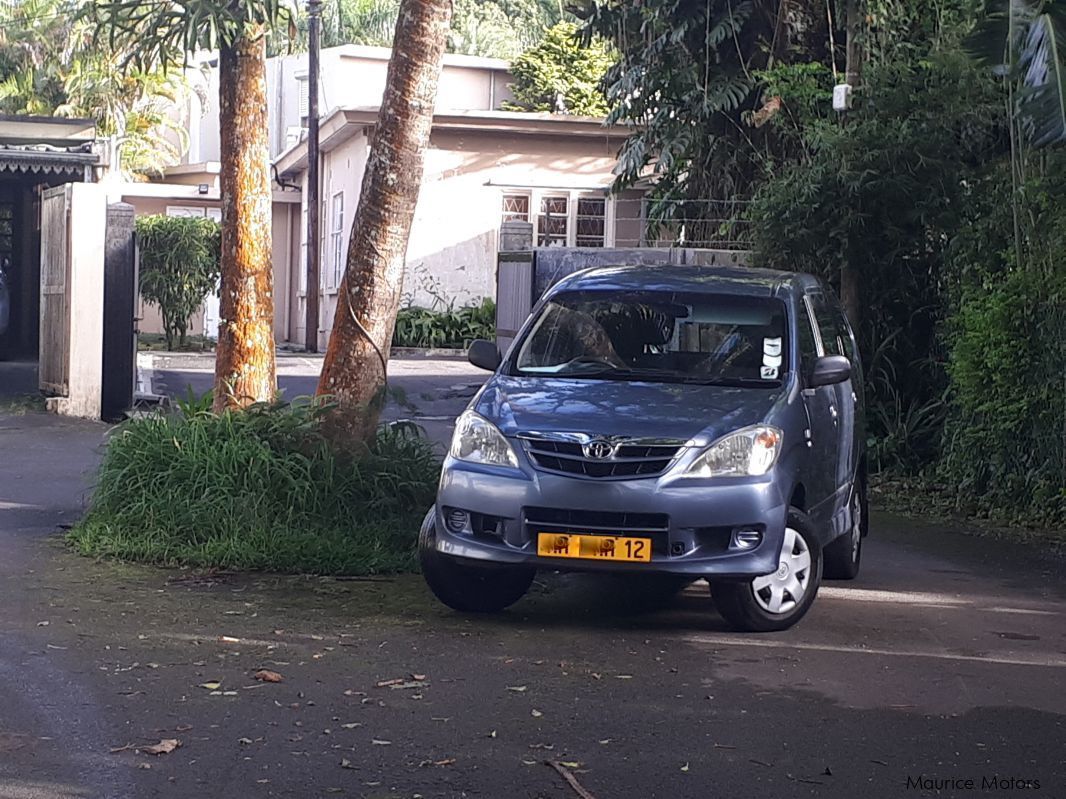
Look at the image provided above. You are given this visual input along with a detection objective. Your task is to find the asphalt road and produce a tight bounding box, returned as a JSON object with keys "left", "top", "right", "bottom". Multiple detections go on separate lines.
{"left": 0, "top": 409, "right": 1064, "bottom": 799}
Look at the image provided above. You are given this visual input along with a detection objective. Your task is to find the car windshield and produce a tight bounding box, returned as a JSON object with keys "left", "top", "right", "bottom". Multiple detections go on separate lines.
{"left": 512, "top": 290, "right": 788, "bottom": 387}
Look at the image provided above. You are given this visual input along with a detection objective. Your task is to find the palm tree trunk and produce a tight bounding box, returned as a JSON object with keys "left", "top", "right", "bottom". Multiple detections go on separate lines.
{"left": 213, "top": 29, "right": 277, "bottom": 412}
{"left": 317, "top": 0, "right": 453, "bottom": 442}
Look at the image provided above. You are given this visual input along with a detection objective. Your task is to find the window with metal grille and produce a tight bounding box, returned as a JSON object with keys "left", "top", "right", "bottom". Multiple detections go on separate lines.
{"left": 501, "top": 193, "right": 530, "bottom": 223}
{"left": 576, "top": 197, "right": 606, "bottom": 247}
{"left": 538, "top": 195, "right": 568, "bottom": 247}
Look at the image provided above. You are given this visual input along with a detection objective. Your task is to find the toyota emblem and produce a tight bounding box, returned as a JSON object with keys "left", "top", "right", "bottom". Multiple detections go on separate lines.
{"left": 583, "top": 439, "right": 614, "bottom": 460}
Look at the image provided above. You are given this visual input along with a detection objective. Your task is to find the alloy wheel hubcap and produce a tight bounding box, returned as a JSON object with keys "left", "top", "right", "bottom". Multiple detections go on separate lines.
{"left": 752, "top": 527, "right": 811, "bottom": 615}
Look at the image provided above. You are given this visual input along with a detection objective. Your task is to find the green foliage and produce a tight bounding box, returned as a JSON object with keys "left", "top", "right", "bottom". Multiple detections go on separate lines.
{"left": 0, "top": 0, "right": 189, "bottom": 177}
{"left": 749, "top": 56, "right": 1007, "bottom": 472}
{"left": 136, "top": 215, "right": 222, "bottom": 351}
{"left": 502, "top": 22, "right": 612, "bottom": 115}
{"left": 89, "top": 0, "right": 292, "bottom": 72}
{"left": 69, "top": 395, "right": 441, "bottom": 574}
{"left": 941, "top": 267, "right": 1066, "bottom": 523}
{"left": 312, "top": 0, "right": 563, "bottom": 57}
{"left": 393, "top": 298, "right": 496, "bottom": 349}
{"left": 937, "top": 156, "right": 1066, "bottom": 525}
{"left": 579, "top": 0, "right": 788, "bottom": 240}
{"left": 968, "top": 0, "right": 1066, "bottom": 146}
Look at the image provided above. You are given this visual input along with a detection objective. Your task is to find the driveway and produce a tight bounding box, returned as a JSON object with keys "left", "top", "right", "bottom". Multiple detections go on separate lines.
{"left": 142, "top": 352, "right": 484, "bottom": 449}
{"left": 0, "top": 413, "right": 1063, "bottom": 799}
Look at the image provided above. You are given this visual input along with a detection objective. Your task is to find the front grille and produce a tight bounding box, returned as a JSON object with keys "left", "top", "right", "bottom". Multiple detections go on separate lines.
{"left": 520, "top": 436, "right": 684, "bottom": 479}
{"left": 525, "top": 506, "right": 670, "bottom": 533}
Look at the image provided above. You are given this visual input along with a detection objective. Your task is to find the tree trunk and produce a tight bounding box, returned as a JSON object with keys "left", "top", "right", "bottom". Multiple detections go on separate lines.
{"left": 317, "top": 0, "right": 453, "bottom": 442}
{"left": 213, "top": 30, "right": 277, "bottom": 412}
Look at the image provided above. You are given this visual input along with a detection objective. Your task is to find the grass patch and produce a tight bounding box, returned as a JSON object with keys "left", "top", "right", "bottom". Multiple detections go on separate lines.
{"left": 69, "top": 394, "right": 441, "bottom": 575}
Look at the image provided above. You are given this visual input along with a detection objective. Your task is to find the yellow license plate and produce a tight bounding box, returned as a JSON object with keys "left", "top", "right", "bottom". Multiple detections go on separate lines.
{"left": 537, "top": 533, "right": 653, "bottom": 563}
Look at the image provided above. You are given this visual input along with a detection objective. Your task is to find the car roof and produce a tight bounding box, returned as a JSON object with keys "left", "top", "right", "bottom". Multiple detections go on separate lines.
{"left": 548, "top": 263, "right": 821, "bottom": 301}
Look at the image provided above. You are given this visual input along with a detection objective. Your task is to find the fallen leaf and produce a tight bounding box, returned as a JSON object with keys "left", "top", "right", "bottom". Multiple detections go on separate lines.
{"left": 254, "top": 669, "right": 284, "bottom": 683}
{"left": 372, "top": 739, "right": 392, "bottom": 746}
{"left": 531, "top": 709, "right": 543, "bottom": 718}
{"left": 411, "top": 673, "right": 427, "bottom": 681}
{"left": 681, "top": 762, "right": 690, "bottom": 772}
{"left": 598, "top": 739, "right": 612, "bottom": 745}
{"left": 375, "top": 678, "right": 404, "bottom": 688}
{"left": 136, "top": 762, "right": 152, "bottom": 770}
{"left": 340, "top": 722, "right": 361, "bottom": 730}
{"left": 109, "top": 743, "right": 136, "bottom": 754}
{"left": 506, "top": 685, "right": 528, "bottom": 692}
{"left": 615, "top": 674, "right": 634, "bottom": 680}
{"left": 199, "top": 681, "right": 222, "bottom": 691}
{"left": 238, "top": 737, "right": 253, "bottom": 745}
{"left": 140, "top": 739, "right": 181, "bottom": 756}
{"left": 488, "top": 730, "right": 497, "bottom": 738}
{"left": 561, "top": 761, "right": 582, "bottom": 768}
{"left": 340, "top": 758, "right": 357, "bottom": 769}
{"left": 174, "top": 725, "right": 193, "bottom": 733}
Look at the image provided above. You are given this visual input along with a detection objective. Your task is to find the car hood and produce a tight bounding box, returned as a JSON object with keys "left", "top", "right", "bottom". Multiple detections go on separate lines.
{"left": 473, "top": 374, "right": 786, "bottom": 446}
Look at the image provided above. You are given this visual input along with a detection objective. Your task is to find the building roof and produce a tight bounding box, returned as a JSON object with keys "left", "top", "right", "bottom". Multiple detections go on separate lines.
{"left": 0, "top": 116, "right": 99, "bottom": 178}
{"left": 0, "top": 115, "right": 96, "bottom": 145}
{"left": 274, "top": 106, "right": 625, "bottom": 178}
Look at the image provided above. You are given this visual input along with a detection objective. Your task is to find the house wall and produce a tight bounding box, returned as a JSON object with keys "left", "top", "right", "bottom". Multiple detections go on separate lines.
{"left": 403, "top": 129, "right": 621, "bottom": 307}
{"left": 281, "top": 127, "right": 624, "bottom": 347}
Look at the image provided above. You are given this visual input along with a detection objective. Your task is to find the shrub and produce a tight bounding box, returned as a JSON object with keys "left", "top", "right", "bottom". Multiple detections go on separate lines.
{"left": 69, "top": 395, "right": 441, "bottom": 574}
{"left": 392, "top": 297, "right": 495, "bottom": 349}
{"left": 502, "top": 22, "right": 612, "bottom": 116}
{"left": 137, "top": 214, "right": 221, "bottom": 350}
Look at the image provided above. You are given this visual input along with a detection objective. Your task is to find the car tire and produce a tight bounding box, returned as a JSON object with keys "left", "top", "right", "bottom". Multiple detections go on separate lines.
{"left": 710, "top": 508, "right": 822, "bottom": 632}
{"left": 823, "top": 477, "right": 866, "bottom": 580}
{"left": 418, "top": 508, "right": 535, "bottom": 613}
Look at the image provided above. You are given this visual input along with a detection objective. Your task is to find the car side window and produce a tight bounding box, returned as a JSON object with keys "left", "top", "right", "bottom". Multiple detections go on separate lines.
{"left": 797, "top": 296, "right": 820, "bottom": 374}
{"left": 807, "top": 293, "right": 836, "bottom": 356}
{"left": 833, "top": 309, "right": 857, "bottom": 363}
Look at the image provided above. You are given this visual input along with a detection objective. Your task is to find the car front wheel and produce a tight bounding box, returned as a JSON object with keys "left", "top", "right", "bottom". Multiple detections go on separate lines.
{"left": 418, "top": 508, "right": 535, "bottom": 613}
{"left": 710, "top": 509, "right": 822, "bottom": 632}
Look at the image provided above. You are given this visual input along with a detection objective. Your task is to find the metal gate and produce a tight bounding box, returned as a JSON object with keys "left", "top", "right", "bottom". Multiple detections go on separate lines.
{"left": 39, "top": 185, "right": 71, "bottom": 396}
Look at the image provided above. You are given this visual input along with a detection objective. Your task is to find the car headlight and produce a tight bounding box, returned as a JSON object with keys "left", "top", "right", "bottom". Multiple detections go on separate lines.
{"left": 450, "top": 411, "right": 519, "bottom": 468}
{"left": 684, "top": 426, "right": 782, "bottom": 477}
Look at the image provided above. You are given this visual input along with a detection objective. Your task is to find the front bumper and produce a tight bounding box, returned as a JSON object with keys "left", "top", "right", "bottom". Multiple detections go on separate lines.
{"left": 433, "top": 457, "right": 789, "bottom": 578}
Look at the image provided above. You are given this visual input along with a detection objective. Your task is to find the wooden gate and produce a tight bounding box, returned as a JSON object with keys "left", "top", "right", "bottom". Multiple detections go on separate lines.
{"left": 39, "top": 185, "right": 71, "bottom": 396}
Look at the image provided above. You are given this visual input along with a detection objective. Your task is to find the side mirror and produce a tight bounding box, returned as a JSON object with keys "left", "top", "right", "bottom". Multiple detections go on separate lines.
{"left": 808, "top": 354, "right": 851, "bottom": 388}
{"left": 468, "top": 339, "right": 502, "bottom": 372}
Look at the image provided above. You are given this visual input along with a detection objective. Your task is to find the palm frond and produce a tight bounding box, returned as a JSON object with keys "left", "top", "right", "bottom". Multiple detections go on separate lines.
{"left": 1016, "top": 1, "right": 1066, "bottom": 145}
